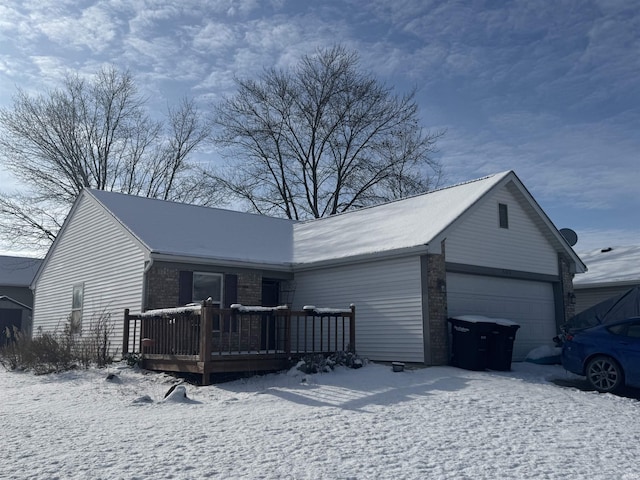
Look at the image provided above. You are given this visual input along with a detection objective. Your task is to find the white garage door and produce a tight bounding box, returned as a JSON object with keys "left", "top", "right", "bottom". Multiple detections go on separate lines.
{"left": 447, "top": 273, "right": 557, "bottom": 361}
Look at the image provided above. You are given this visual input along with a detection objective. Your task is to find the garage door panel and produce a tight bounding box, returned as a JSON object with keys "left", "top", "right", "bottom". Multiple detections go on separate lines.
{"left": 447, "top": 273, "right": 556, "bottom": 361}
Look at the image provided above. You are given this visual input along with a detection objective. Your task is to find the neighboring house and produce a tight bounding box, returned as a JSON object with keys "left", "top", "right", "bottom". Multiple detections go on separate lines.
{"left": 0, "top": 255, "right": 42, "bottom": 344}
{"left": 573, "top": 245, "right": 640, "bottom": 314}
{"left": 31, "top": 170, "right": 585, "bottom": 364}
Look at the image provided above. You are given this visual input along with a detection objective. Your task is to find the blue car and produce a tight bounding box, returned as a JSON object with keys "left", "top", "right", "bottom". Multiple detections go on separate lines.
{"left": 561, "top": 317, "right": 640, "bottom": 393}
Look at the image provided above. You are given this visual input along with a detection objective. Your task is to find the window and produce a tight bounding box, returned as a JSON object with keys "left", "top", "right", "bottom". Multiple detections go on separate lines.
{"left": 192, "top": 272, "right": 223, "bottom": 305}
{"left": 609, "top": 323, "right": 640, "bottom": 338}
{"left": 498, "top": 203, "right": 509, "bottom": 229}
{"left": 70, "top": 283, "right": 84, "bottom": 333}
{"left": 192, "top": 272, "right": 225, "bottom": 331}
{"left": 609, "top": 324, "right": 626, "bottom": 335}
{"left": 626, "top": 323, "right": 640, "bottom": 338}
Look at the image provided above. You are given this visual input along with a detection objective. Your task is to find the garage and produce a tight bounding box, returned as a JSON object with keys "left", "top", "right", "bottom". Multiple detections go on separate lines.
{"left": 446, "top": 273, "right": 557, "bottom": 361}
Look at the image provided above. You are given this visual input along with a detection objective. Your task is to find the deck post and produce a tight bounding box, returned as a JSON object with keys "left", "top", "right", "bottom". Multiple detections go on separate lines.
{"left": 284, "top": 307, "right": 291, "bottom": 354}
{"left": 200, "top": 300, "right": 213, "bottom": 385}
{"left": 123, "top": 309, "right": 130, "bottom": 354}
{"left": 349, "top": 304, "right": 356, "bottom": 353}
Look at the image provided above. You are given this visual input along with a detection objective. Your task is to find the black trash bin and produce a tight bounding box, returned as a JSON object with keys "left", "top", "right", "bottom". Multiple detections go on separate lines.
{"left": 487, "top": 319, "right": 520, "bottom": 371}
{"left": 448, "top": 317, "right": 496, "bottom": 370}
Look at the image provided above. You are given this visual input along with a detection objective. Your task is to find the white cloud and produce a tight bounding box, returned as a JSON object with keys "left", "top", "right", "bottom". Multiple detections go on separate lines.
{"left": 38, "top": 4, "right": 119, "bottom": 53}
{"left": 191, "top": 22, "right": 238, "bottom": 52}
{"left": 0, "top": 4, "right": 28, "bottom": 41}
{"left": 438, "top": 114, "right": 640, "bottom": 212}
{"left": 27, "top": 56, "right": 70, "bottom": 87}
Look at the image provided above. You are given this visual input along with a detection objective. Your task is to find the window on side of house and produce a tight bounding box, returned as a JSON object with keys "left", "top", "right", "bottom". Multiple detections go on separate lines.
{"left": 70, "top": 283, "right": 84, "bottom": 333}
{"left": 498, "top": 203, "right": 509, "bottom": 229}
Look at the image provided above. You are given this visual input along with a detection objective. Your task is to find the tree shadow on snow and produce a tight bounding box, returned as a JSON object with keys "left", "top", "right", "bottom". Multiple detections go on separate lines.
{"left": 260, "top": 374, "right": 471, "bottom": 412}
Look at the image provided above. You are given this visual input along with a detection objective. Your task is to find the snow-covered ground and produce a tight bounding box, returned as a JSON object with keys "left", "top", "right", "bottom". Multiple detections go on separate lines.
{"left": 2, "top": 362, "right": 639, "bottom": 480}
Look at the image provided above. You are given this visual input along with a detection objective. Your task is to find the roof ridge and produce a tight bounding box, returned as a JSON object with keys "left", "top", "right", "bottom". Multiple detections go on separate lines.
{"left": 86, "top": 171, "right": 512, "bottom": 227}
{"left": 86, "top": 188, "right": 297, "bottom": 223}
{"left": 297, "top": 170, "right": 511, "bottom": 226}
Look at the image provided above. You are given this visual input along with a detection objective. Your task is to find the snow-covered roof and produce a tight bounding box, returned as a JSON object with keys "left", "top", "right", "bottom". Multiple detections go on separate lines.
{"left": 0, "top": 255, "right": 42, "bottom": 287}
{"left": 293, "top": 172, "right": 511, "bottom": 264}
{"left": 87, "top": 190, "right": 296, "bottom": 267}
{"left": 80, "top": 170, "right": 579, "bottom": 271}
{"left": 574, "top": 245, "right": 640, "bottom": 287}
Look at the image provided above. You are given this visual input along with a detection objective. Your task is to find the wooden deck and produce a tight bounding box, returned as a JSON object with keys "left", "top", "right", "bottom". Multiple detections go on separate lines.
{"left": 123, "top": 302, "right": 355, "bottom": 385}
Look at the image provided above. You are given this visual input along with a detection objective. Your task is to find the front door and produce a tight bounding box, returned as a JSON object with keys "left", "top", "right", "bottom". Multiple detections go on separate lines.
{"left": 0, "top": 308, "right": 22, "bottom": 347}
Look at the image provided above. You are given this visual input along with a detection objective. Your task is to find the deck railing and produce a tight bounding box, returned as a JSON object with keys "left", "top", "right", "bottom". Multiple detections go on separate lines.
{"left": 123, "top": 301, "right": 355, "bottom": 366}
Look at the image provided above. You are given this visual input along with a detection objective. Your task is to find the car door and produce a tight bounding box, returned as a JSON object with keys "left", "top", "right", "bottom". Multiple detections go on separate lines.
{"left": 616, "top": 320, "right": 640, "bottom": 388}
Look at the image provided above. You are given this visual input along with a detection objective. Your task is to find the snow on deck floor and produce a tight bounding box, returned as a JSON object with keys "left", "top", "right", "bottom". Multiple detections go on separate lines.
{"left": 1, "top": 362, "right": 639, "bottom": 480}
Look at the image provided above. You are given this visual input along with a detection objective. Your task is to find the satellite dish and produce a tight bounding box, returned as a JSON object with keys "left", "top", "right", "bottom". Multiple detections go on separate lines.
{"left": 559, "top": 228, "right": 578, "bottom": 247}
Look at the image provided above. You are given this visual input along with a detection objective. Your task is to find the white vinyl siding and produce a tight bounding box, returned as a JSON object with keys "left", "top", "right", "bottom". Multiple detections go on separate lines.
{"left": 32, "top": 194, "right": 145, "bottom": 352}
{"left": 574, "top": 284, "right": 639, "bottom": 314}
{"left": 293, "top": 256, "right": 424, "bottom": 363}
{"left": 447, "top": 273, "right": 556, "bottom": 361}
{"left": 445, "top": 184, "right": 559, "bottom": 276}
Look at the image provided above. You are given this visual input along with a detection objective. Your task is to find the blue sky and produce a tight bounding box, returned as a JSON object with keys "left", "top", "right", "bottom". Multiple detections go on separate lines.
{"left": 0, "top": 0, "right": 638, "bottom": 254}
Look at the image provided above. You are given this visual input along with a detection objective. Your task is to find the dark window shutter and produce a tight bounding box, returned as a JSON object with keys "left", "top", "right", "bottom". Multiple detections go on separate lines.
{"left": 178, "top": 271, "right": 193, "bottom": 305}
{"left": 224, "top": 274, "right": 238, "bottom": 307}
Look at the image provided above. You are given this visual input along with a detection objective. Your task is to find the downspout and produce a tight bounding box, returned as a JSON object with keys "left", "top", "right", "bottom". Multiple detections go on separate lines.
{"left": 140, "top": 255, "right": 154, "bottom": 312}
{"left": 421, "top": 244, "right": 431, "bottom": 365}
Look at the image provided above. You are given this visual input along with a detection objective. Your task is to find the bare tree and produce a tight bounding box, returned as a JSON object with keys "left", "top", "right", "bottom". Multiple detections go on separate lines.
{"left": 0, "top": 66, "right": 217, "bottom": 251}
{"left": 211, "top": 45, "right": 444, "bottom": 219}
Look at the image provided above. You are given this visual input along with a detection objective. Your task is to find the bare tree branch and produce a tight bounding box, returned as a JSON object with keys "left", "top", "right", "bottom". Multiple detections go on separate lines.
{"left": 210, "top": 45, "right": 444, "bottom": 220}
{"left": 0, "top": 66, "right": 216, "bottom": 252}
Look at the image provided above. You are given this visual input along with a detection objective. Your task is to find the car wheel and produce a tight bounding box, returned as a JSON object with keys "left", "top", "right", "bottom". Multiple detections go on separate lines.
{"left": 586, "top": 355, "right": 624, "bottom": 393}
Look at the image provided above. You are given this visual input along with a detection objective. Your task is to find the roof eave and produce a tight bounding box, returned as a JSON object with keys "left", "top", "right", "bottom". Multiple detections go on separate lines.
{"left": 149, "top": 252, "right": 294, "bottom": 272}
{"left": 0, "top": 295, "right": 32, "bottom": 310}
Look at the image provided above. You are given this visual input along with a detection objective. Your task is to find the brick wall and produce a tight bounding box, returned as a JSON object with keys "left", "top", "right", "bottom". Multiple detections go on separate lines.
{"left": 426, "top": 241, "right": 449, "bottom": 365}
{"left": 146, "top": 265, "right": 180, "bottom": 309}
{"left": 237, "top": 272, "right": 262, "bottom": 305}
{"left": 558, "top": 254, "right": 576, "bottom": 323}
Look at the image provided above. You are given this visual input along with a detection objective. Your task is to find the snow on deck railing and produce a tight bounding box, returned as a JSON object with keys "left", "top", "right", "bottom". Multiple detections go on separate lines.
{"left": 303, "top": 305, "right": 355, "bottom": 315}
{"left": 138, "top": 304, "right": 201, "bottom": 318}
{"left": 229, "top": 304, "right": 290, "bottom": 313}
{"left": 132, "top": 303, "right": 355, "bottom": 318}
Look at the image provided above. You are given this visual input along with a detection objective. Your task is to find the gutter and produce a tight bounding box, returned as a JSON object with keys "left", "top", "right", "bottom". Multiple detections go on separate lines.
{"left": 148, "top": 252, "right": 294, "bottom": 272}
{"left": 140, "top": 255, "right": 154, "bottom": 311}
{"left": 574, "top": 279, "right": 640, "bottom": 290}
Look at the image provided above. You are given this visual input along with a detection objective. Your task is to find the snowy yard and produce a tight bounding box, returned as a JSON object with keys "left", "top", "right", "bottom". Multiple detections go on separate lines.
{"left": 2, "top": 362, "right": 639, "bottom": 480}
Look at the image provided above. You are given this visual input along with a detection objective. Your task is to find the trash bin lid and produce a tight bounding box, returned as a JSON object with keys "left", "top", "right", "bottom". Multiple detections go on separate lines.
{"left": 492, "top": 317, "right": 520, "bottom": 328}
{"left": 449, "top": 315, "right": 495, "bottom": 324}
{"left": 450, "top": 315, "right": 519, "bottom": 327}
